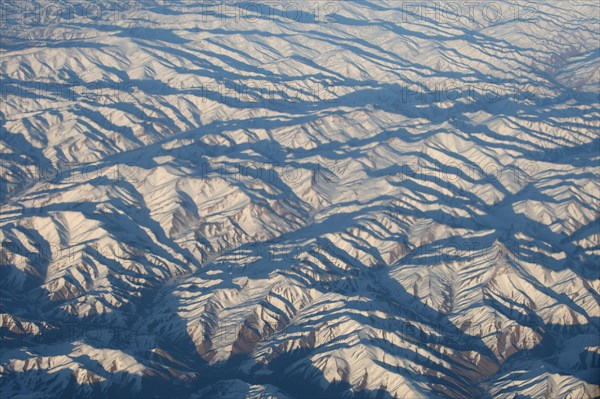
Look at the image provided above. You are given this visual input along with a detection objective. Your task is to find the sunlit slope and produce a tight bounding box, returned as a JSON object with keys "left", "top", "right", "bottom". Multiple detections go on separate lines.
{"left": 1, "top": 1, "right": 599, "bottom": 398}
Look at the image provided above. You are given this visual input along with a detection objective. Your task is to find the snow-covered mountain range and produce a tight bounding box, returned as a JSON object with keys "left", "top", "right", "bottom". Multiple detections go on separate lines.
{"left": 1, "top": 1, "right": 599, "bottom": 398}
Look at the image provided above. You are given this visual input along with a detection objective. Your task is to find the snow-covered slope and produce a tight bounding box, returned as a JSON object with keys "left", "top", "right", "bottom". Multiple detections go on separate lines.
{"left": 1, "top": 1, "right": 599, "bottom": 398}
